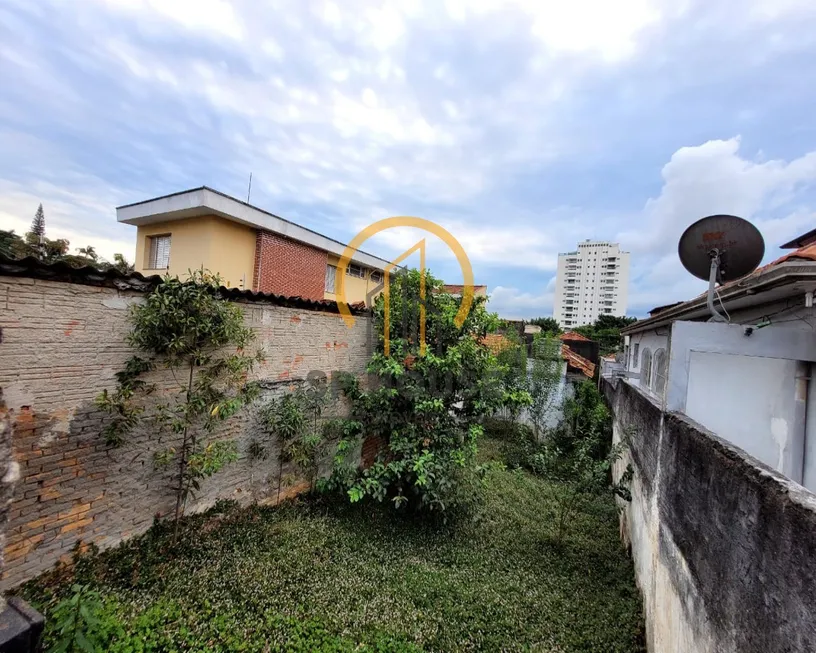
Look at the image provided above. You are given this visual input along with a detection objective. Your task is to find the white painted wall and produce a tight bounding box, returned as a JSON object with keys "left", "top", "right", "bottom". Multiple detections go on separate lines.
{"left": 685, "top": 353, "right": 800, "bottom": 479}
{"left": 625, "top": 330, "right": 669, "bottom": 400}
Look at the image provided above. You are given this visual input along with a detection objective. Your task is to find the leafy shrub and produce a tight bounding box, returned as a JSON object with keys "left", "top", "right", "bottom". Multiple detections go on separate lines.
{"left": 96, "top": 270, "right": 264, "bottom": 530}
{"left": 324, "top": 269, "right": 510, "bottom": 514}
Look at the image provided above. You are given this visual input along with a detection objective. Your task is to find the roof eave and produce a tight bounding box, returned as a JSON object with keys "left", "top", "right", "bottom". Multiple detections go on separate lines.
{"left": 116, "top": 187, "right": 393, "bottom": 271}
{"left": 622, "top": 263, "right": 816, "bottom": 335}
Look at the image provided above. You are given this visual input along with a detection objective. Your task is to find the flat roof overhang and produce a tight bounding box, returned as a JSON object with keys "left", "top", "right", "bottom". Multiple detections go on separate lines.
{"left": 117, "top": 186, "right": 393, "bottom": 271}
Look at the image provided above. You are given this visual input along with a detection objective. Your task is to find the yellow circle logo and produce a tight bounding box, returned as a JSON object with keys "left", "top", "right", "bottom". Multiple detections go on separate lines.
{"left": 335, "top": 217, "right": 476, "bottom": 356}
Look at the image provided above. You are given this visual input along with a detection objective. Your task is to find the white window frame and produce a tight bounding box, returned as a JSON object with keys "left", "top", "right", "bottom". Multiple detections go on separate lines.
{"left": 147, "top": 234, "right": 171, "bottom": 269}
{"left": 346, "top": 263, "right": 365, "bottom": 278}
{"left": 325, "top": 264, "right": 337, "bottom": 293}
{"left": 370, "top": 270, "right": 383, "bottom": 284}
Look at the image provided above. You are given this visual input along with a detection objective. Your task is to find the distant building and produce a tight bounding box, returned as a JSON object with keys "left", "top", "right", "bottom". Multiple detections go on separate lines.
{"left": 553, "top": 241, "right": 630, "bottom": 328}
{"left": 117, "top": 187, "right": 391, "bottom": 306}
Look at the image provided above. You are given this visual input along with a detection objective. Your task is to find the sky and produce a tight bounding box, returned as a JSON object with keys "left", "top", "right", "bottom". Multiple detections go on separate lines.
{"left": 2, "top": 0, "right": 816, "bottom": 319}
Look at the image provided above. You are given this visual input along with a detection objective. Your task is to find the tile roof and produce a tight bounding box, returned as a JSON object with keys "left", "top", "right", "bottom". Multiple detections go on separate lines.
{"left": 561, "top": 344, "right": 596, "bottom": 378}
{"left": 0, "top": 255, "right": 368, "bottom": 314}
{"left": 624, "top": 241, "right": 816, "bottom": 334}
{"left": 712, "top": 242, "right": 816, "bottom": 295}
{"left": 559, "top": 331, "right": 591, "bottom": 342}
{"left": 441, "top": 284, "right": 488, "bottom": 295}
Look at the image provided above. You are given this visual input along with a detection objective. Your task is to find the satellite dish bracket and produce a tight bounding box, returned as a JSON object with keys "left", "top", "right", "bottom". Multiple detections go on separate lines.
{"left": 706, "top": 249, "right": 728, "bottom": 323}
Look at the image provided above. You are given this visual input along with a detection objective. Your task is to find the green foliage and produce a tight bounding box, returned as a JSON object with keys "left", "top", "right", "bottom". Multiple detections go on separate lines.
{"left": 20, "top": 436, "right": 644, "bottom": 653}
{"left": 256, "top": 379, "right": 330, "bottom": 499}
{"left": 48, "top": 584, "right": 106, "bottom": 653}
{"left": 529, "top": 316, "right": 561, "bottom": 335}
{"left": 527, "top": 334, "right": 565, "bottom": 437}
{"left": 574, "top": 314, "right": 638, "bottom": 355}
{"left": 326, "top": 269, "right": 507, "bottom": 514}
{"left": 1, "top": 207, "right": 133, "bottom": 271}
{"left": 494, "top": 380, "right": 634, "bottom": 543}
{"left": 30, "top": 204, "right": 46, "bottom": 237}
{"left": 494, "top": 327, "right": 532, "bottom": 421}
{"left": 96, "top": 269, "right": 263, "bottom": 529}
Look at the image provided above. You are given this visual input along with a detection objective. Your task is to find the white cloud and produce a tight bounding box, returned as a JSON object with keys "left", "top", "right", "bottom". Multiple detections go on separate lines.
{"left": 619, "top": 137, "right": 816, "bottom": 256}
{"left": 98, "top": 0, "right": 243, "bottom": 39}
{"left": 487, "top": 285, "right": 555, "bottom": 319}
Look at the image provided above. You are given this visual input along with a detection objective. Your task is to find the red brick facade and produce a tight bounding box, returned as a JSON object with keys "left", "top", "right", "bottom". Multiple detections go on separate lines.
{"left": 253, "top": 231, "right": 327, "bottom": 300}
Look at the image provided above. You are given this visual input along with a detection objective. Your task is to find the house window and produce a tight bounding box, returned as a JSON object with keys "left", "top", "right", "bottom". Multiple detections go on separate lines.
{"left": 325, "top": 264, "right": 337, "bottom": 293}
{"left": 147, "top": 235, "right": 171, "bottom": 269}
{"left": 640, "top": 348, "right": 652, "bottom": 389}
{"left": 632, "top": 343, "right": 639, "bottom": 368}
{"left": 347, "top": 263, "right": 364, "bottom": 278}
{"left": 652, "top": 349, "right": 667, "bottom": 396}
{"left": 370, "top": 270, "right": 383, "bottom": 284}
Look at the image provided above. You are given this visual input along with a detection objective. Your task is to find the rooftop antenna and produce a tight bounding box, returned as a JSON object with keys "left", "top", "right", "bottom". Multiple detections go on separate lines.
{"left": 678, "top": 215, "right": 765, "bottom": 323}
{"left": 246, "top": 172, "right": 253, "bottom": 204}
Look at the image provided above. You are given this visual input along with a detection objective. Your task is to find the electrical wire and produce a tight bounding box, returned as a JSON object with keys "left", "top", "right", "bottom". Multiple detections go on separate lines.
{"left": 715, "top": 287, "right": 731, "bottom": 322}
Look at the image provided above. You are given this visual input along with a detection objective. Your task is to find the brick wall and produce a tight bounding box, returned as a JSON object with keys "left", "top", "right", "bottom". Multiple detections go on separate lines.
{"left": 253, "top": 231, "right": 327, "bottom": 300}
{"left": 0, "top": 276, "right": 373, "bottom": 588}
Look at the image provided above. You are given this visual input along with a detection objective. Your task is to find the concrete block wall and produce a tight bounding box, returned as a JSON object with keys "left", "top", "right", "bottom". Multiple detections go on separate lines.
{"left": 603, "top": 377, "right": 816, "bottom": 653}
{"left": 253, "top": 231, "right": 327, "bottom": 300}
{"left": 0, "top": 276, "right": 373, "bottom": 589}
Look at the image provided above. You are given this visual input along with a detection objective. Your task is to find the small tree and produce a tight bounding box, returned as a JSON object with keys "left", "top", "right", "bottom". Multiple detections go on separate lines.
{"left": 527, "top": 334, "right": 564, "bottom": 438}
{"left": 529, "top": 316, "right": 561, "bottom": 335}
{"left": 76, "top": 245, "right": 98, "bottom": 262}
{"left": 326, "top": 269, "right": 507, "bottom": 514}
{"left": 97, "top": 270, "right": 263, "bottom": 531}
{"left": 253, "top": 377, "right": 330, "bottom": 502}
{"left": 111, "top": 253, "right": 135, "bottom": 274}
{"left": 29, "top": 203, "right": 46, "bottom": 241}
{"left": 530, "top": 380, "right": 633, "bottom": 542}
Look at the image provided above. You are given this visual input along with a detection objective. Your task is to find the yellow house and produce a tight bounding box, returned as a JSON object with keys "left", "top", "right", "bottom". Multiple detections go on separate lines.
{"left": 117, "top": 187, "right": 391, "bottom": 306}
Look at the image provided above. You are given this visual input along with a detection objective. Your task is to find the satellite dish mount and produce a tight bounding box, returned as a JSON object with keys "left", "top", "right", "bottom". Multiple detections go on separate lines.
{"left": 678, "top": 215, "right": 765, "bottom": 324}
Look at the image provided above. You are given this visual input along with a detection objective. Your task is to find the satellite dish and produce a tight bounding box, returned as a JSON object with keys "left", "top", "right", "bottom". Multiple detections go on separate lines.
{"left": 678, "top": 215, "right": 765, "bottom": 322}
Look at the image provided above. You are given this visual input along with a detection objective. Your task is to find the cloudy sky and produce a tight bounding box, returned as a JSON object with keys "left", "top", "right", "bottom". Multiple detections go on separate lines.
{"left": 2, "top": 0, "right": 816, "bottom": 318}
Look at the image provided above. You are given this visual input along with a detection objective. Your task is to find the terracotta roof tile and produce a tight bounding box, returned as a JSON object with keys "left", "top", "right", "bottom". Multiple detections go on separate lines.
{"left": 561, "top": 344, "right": 596, "bottom": 378}
{"left": 441, "top": 284, "right": 488, "bottom": 294}
{"left": 559, "top": 331, "right": 591, "bottom": 342}
{"left": 0, "top": 255, "right": 369, "bottom": 315}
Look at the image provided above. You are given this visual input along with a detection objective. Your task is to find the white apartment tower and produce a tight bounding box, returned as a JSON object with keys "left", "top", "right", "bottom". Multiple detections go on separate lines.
{"left": 553, "top": 241, "right": 630, "bottom": 328}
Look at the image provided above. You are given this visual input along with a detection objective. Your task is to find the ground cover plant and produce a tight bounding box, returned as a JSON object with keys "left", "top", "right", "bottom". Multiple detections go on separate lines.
{"left": 18, "top": 429, "right": 645, "bottom": 653}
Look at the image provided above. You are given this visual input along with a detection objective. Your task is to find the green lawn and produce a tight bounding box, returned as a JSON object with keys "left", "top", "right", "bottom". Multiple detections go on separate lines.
{"left": 19, "top": 438, "right": 645, "bottom": 652}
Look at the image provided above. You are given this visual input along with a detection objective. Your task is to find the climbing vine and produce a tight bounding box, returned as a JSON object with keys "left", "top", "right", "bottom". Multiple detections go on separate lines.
{"left": 96, "top": 270, "right": 264, "bottom": 530}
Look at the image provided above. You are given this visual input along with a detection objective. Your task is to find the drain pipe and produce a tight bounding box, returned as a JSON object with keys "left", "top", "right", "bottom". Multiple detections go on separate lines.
{"left": 792, "top": 361, "right": 810, "bottom": 485}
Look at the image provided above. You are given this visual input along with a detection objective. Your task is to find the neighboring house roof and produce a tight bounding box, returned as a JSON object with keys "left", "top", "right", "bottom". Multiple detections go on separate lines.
{"left": 648, "top": 301, "right": 684, "bottom": 316}
{"left": 117, "top": 186, "right": 392, "bottom": 271}
{"left": 441, "top": 284, "right": 488, "bottom": 295}
{"left": 559, "top": 331, "right": 591, "bottom": 342}
{"left": 623, "top": 243, "right": 816, "bottom": 335}
{"left": 561, "top": 344, "right": 596, "bottom": 378}
{"left": 524, "top": 324, "right": 542, "bottom": 334}
{"left": 781, "top": 228, "right": 816, "bottom": 249}
{"left": 0, "top": 255, "right": 368, "bottom": 314}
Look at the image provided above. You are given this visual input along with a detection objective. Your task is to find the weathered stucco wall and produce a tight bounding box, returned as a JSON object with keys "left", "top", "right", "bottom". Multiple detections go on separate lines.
{"left": 604, "top": 377, "right": 816, "bottom": 653}
{"left": 0, "top": 275, "right": 373, "bottom": 588}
